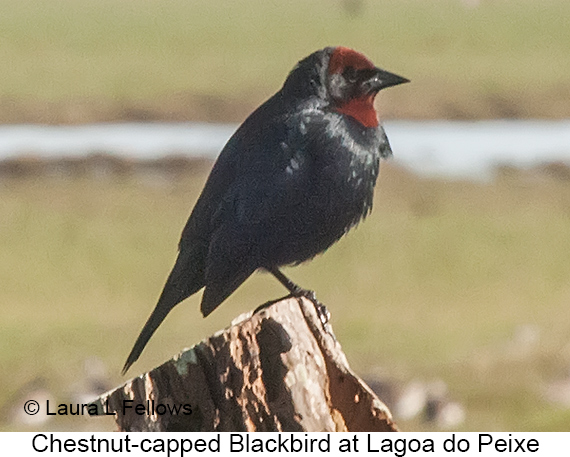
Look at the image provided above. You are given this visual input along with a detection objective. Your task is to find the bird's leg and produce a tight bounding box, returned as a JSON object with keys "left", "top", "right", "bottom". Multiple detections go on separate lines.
{"left": 267, "top": 266, "right": 305, "bottom": 296}
{"left": 266, "top": 266, "right": 331, "bottom": 327}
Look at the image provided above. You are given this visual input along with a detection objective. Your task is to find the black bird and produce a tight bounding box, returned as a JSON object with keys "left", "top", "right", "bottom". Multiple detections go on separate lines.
{"left": 122, "top": 46, "right": 408, "bottom": 374}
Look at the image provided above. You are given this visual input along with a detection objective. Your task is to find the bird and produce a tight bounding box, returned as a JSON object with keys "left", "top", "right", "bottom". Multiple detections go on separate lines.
{"left": 122, "top": 46, "right": 408, "bottom": 374}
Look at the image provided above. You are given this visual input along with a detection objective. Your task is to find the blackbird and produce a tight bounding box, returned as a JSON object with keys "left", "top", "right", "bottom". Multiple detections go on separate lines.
{"left": 123, "top": 46, "right": 408, "bottom": 374}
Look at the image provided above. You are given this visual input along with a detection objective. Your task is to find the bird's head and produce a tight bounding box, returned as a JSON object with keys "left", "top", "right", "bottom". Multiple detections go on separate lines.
{"left": 283, "top": 46, "right": 409, "bottom": 128}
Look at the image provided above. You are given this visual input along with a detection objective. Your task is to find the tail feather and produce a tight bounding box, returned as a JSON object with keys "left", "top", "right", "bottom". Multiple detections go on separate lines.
{"left": 122, "top": 250, "right": 205, "bottom": 375}
{"left": 122, "top": 295, "right": 178, "bottom": 375}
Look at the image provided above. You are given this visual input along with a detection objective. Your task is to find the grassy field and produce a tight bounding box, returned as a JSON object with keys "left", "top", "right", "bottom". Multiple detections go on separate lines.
{"left": 2, "top": 163, "right": 570, "bottom": 431}
{"left": 0, "top": 0, "right": 569, "bottom": 121}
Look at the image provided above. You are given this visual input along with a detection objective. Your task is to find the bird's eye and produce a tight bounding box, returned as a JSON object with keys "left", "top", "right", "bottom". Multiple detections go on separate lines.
{"left": 343, "top": 66, "right": 358, "bottom": 83}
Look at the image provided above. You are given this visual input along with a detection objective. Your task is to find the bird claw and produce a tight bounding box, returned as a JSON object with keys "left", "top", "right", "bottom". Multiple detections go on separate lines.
{"left": 290, "top": 288, "right": 332, "bottom": 334}
{"left": 315, "top": 303, "right": 333, "bottom": 336}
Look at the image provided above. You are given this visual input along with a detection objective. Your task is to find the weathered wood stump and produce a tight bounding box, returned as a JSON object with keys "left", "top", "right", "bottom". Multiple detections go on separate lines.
{"left": 91, "top": 296, "right": 397, "bottom": 432}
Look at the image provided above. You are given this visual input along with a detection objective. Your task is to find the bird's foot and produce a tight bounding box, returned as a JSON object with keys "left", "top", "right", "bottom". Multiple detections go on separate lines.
{"left": 290, "top": 287, "right": 332, "bottom": 333}
{"left": 267, "top": 267, "right": 333, "bottom": 335}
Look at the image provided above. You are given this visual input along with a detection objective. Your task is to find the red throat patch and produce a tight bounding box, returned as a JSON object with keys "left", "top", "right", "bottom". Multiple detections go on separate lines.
{"left": 329, "top": 47, "right": 379, "bottom": 127}
{"left": 336, "top": 95, "right": 378, "bottom": 128}
{"left": 328, "top": 47, "right": 375, "bottom": 74}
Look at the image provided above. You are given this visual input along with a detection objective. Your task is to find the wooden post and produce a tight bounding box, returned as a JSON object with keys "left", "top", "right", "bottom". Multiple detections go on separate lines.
{"left": 91, "top": 297, "right": 397, "bottom": 432}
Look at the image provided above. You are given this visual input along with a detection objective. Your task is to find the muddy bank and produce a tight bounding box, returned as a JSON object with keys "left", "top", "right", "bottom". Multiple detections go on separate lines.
{"left": 2, "top": 154, "right": 570, "bottom": 187}
{"left": 1, "top": 84, "right": 570, "bottom": 125}
{"left": 0, "top": 153, "right": 214, "bottom": 181}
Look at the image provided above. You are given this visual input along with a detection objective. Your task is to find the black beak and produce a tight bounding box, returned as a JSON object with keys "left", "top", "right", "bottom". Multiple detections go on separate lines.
{"left": 364, "top": 68, "right": 410, "bottom": 93}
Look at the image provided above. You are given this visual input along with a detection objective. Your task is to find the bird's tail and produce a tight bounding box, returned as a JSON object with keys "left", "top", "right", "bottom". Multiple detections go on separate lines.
{"left": 123, "top": 286, "right": 192, "bottom": 376}
{"left": 121, "top": 298, "right": 175, "bottom": 375}
{"left": 122, "top": 248, "right": 205, "bottom": 375}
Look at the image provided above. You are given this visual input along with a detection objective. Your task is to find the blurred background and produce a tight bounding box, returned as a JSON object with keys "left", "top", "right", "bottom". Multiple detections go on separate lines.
{"left": 1, "top": 0, "right": 570, "bottom": 431}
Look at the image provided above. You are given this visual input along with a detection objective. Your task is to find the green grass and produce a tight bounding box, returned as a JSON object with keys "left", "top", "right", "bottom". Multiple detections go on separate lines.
{"left": 2, "top": 165, "right": 570, "bottom": 431}
{"left": 0, "top": 0, "right": 569, "bottom": 118}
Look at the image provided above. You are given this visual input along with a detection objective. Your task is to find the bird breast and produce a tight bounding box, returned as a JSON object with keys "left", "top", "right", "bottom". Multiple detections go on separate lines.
{"left": 263, "top": 111, "right": 384, "bottom": 265}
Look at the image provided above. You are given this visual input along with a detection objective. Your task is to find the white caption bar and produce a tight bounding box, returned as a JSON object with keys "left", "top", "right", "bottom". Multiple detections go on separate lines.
{"left": 1, "top": 432, "right": 567, "bottom": 456}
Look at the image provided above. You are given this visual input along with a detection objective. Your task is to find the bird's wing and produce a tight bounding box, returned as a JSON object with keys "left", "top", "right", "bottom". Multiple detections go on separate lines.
{"left": 122, "top": 97, "right": 287, "bottom": 372}
{"left": 164, "top": 94, "right": 287, "bottom": 289}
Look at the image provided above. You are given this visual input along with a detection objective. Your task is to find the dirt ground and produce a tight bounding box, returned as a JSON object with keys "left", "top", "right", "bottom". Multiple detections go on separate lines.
{"left": 2, "top": 83, "right": 570, "bottom": 125}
